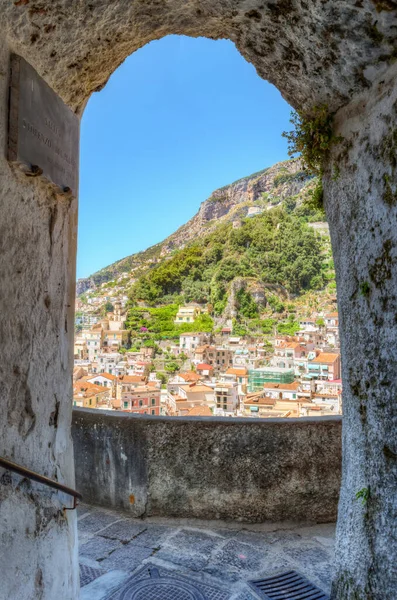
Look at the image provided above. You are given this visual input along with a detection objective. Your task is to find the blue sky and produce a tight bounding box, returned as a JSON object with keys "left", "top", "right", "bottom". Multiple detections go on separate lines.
{"left": 77, "top": 35, "right": 292, "bottom": 279}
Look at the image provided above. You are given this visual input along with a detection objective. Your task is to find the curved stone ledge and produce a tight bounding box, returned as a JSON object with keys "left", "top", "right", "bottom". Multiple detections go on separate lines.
{"left": 72, "top": 409, "right": 342, "bottom": 524}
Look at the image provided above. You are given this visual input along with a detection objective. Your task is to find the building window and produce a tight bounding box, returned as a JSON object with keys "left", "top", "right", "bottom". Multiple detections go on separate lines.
{"left": 124, "top": 401, "right": 128, "bottom": 409}
{"left": 139, "top": 400, "right": 143, "bottom": 407}
{"left": 151, "top": 398, "right": 156, "bottom": 406}
{"left": 151, "top": 409, "right": 155, "bottom": 415}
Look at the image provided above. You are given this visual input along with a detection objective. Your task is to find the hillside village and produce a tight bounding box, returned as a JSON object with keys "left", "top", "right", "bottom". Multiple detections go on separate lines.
{"left": 74, "top": 159, "right": 341, "bottom": 419}
{"left": 74, "top": 296, "right": 341, "bottom": 418}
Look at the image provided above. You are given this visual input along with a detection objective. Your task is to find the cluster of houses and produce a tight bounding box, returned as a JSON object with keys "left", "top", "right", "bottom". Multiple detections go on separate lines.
{"left": 73, "top": 299, "right": 342, "bottom": 418}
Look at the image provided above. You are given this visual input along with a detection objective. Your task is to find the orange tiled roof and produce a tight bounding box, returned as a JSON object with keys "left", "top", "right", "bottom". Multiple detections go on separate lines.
{"left": 311, "top": 353, "right": 339, "bottom": 364}
{"left": 88, "top": 372, "right": 117, "bottom": 381}
{"left": 179, "top": 384, "right": 214, "bottom": 393}
{"left": 244, "top": 394, "right": 276, "bottom": 406}
{"left": 179, "top": 372, "right": 201, "bottom": 382}
{"left": 118, "top": 375, "right": 147, "bottom": 383}
{"left": 197, "top": 363, "right": 213, "bottom": 370}
{"left": 74, "top": 381, "right": 104, "bottom": 393}
{"left": 262, "top": 382, "right": 301, "bottom": 391}
{"left": 226, "top": 368, "right": 248, "bottom": 376}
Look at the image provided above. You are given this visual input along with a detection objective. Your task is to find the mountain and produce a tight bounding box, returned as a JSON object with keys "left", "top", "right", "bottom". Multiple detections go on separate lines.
{"left": 77, "top": 158, "right": 317, "bottom": 294}
{"left": 77, "top": 158, "right": 336, "bottom": 336}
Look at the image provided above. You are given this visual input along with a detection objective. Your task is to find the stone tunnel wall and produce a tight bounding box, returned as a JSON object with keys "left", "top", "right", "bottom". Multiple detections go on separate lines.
{"left": 73, "top": 409, "right": 342, "bottom": 523}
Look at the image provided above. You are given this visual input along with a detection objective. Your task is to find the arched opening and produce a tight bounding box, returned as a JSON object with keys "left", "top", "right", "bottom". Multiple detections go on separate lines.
{"left": 2, "top": 3, "right": 397, "bottom": 599}
{"left": 75, "top": 35, "right": 336, "bottom": 422}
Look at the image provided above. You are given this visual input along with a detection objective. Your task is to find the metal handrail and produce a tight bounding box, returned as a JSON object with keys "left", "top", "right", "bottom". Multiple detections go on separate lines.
{"left": 0, "top": 456, "right": 82, "bottom": 509}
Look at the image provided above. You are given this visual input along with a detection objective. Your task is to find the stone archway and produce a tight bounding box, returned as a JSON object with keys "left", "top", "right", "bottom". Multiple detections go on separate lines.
{"left": 1, "top": 1, "right": 397, "bottom": 598}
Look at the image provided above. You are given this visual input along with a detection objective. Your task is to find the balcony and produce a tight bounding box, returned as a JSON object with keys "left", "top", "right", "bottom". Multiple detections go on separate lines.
{"left": 73, "top": 409, "right": 341, "bottom": 598}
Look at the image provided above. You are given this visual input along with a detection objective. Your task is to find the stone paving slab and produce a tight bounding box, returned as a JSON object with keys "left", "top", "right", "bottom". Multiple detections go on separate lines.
{"left": 80, "top": 537, "right": 122, "bottom": 561}
{"left": 78, "top": 505, "right": 335, "bottom": 598}
{"left": 99, "top": 543, "right": 154, "bottom": 572}
{"left": 78, "top": 511, "right": 121, "bottom": 534}
{"left": 130, "top": 524, "right": 176, "bottom": 548}
{"left": 98, "top": 519, "right": 147, "bottom": 543}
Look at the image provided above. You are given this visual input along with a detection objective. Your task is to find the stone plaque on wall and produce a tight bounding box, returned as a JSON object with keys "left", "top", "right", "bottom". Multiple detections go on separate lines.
{"left": 8, "top": 54, "right": 79, "bottom": 196}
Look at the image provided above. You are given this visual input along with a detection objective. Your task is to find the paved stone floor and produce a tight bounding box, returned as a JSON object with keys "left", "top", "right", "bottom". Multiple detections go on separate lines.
{"left": 78, "top": 504, "right": 335, "bottom": 599}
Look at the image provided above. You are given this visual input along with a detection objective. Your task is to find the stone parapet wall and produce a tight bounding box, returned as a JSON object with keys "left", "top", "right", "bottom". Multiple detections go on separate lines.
{"left": 72, "top": 409, "right": 341, "bottom": 523}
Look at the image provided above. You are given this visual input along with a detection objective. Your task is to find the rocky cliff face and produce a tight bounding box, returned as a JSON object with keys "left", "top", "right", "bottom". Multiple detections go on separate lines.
{"left": 76, "top": 277, "right": 96, "bottom": 295}
{"left": 160, "top": 158, "right": 309, "bottom": 253}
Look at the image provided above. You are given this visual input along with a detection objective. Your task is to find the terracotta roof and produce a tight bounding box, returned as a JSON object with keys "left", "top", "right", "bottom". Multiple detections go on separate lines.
{"left": 179, "top": 384, "right": 214, "bottom": 393}
{"left": 179, "top": 372, "right": 201, "bottom": 382}
{"left": 244, "top": 394, "right": 276, "bottom": 406}
{"left": 187, "top": 406, "right": 213, "bottom": 416}
{"left": 73, "top": 381, "right": 109, "bottom": 398}
{"left": 74, "top": 381, "right": 104, "bottom": 393}
{"left": 197, "top": 363, "right": 213, "bottom": 370}
{"left": 311, "top": 353, "right": 340, "bottom": 364}
{"left": 226, "top": 368, "right": 248, "bottom": 376}
{"left": 325, "top": 312, "right": 338, "bottom": 318}
{"left": 262, "top": 382, "right": 301, "bottom": 391}
{"left": 130, "top": 386, "right": 160, "bottom": 394}
{"left": 88, "top": 372, "right": 117, "bottom": 381}
{"left": 195, "top": 346, "right": 206, "bottom": 353}
{"left": 118, "top": 375, "right": 147, "bottom": 383}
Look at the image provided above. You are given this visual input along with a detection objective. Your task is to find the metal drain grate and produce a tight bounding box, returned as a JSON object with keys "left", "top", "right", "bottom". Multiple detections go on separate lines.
{"left": 79, "top": 563, "right": 104, "bottom": 587}
{"left": 106, "top": 565, "right": 229, "bottom": 600}
{"left": 117, "top": 568, "right": 205, "bottom": 600}
{"left": 249, "top": 570, "right": 329, "bottom": 599}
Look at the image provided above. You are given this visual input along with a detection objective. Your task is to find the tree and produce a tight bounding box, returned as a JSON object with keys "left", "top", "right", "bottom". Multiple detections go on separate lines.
{"left": 103, "top": 300, "right": 114, "bottom": 315}
{"left": 164, "top": 361, "right": 179, "bottom": 373}
{"left": 156, "top": 372, "right": 167, "bottom": 385}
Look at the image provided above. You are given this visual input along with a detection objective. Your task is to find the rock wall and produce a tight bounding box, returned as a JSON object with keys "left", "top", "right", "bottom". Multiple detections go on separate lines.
{"left": 73, "top": 409, "right": 342, "bottom": 523}
{"left": 325, "top": 61, "right": 397, "bottom": 600}
{"left": 161, "top": 159, "right": 310, "bottom": 253}
{"left": 0, "top": 45, "right": 79, "bottom": 600}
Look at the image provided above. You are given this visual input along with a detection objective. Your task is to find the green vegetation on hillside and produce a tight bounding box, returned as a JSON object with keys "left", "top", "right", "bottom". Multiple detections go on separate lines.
{"left": 126, "top": 304, "right": 213, "bottom": 339}
{"left": 129, "top": 203, "right": 328, "bottom": 310}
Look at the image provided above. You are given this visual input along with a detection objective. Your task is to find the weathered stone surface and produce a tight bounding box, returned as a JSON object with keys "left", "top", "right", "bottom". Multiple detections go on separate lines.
{"left": 99, "top": 520, "right": 146, "bottom": 543}
{"left": 78, "top": 511, "right": 120, "bottom": 534}
{"left": 325, "top": 61, "right": 397, "bottom": 600}
{"left": 72, "top": 409, "right": 342, "bottom": 523}
{"left": 98, "top": 544, "right": 153, "bottom": 572}
{"left": 130, "top": 525, "right": 175, "bottom": 548}
{"left": 2, "top": 0, "right": 397, "bottom": 115}
{"left": 0, "top": 39, "right": 79, "bottom": 600}
{"left": 80, "top": 537, "right": 122, "bottom": 561}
